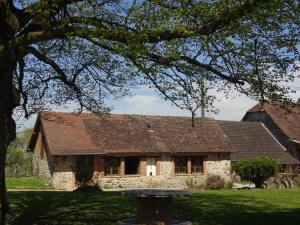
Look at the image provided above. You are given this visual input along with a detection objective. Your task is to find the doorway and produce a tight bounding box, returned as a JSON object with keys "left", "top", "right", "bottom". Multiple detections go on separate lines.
{"left": 146, "top": 158, "right": 157, "bottom": 176}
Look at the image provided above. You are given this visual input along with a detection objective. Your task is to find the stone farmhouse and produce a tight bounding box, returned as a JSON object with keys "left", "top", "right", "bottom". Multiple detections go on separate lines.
{"left": 28, "top": 111, "right": 299, "bottom": 190}
{"left": 243, "top": 102, "right": 300, "bottom": 162}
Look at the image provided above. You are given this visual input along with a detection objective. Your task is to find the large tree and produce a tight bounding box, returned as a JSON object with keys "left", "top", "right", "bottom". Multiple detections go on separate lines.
{"left": 0, "top": 0, "right": 299, "bottom": 223}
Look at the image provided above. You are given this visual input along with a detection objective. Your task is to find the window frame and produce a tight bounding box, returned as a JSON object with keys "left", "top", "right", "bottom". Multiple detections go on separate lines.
{"left": 104, "top": 157, "right": 120, "bottom": 176}
{"left": 191, "top": 157, "right": 204, "bottom": 174}
{"left": 174, "top": 157, "right": 188, "bottom": 174}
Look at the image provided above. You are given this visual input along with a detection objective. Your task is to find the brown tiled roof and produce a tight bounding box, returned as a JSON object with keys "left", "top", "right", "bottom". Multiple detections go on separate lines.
{"left": 246, "top": 102, "right": 300, "bottom": 142}
{"left": 218, "top": 120, "right": 300, "bottom": 165}
{"left": 28, "top": 112, "right": 233, "bottom": 155}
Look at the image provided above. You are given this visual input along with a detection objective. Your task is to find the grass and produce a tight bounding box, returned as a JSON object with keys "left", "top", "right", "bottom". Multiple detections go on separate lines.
{"left": 6, "top": 177, "right": 52, "bottom": 190}
{"left": 7, "top": 188, "right": 300, "bottom": 225}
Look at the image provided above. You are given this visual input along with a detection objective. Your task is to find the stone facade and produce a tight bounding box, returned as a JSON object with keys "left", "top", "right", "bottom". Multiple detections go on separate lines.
{"left": 32, "top": 132, "right": 76, "bottom": 190}
{"left": 97, "top": 153, "right": 231, "bottom": 189}
{"left": 32, "top": 132, "right": 53, "bottom": 185}
{"left": 97, "top": 174, "right": 207, "bottom": 189}
{"left": 206, "top": 153, "right": 231, "bottom": 178}
{"left": 33, "top": 131, "right": 231, "bottom": 190}
{"left": 51, "top": 156, "right": 76, "bottom": 190}
{"left": 159, "top": 154, "right": 173, "bottom": 177}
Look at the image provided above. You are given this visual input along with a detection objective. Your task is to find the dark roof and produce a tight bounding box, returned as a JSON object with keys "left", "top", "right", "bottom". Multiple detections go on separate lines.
{"left": 28, "top": 112, "right": 233, "bottom": 155}
{"left": 218, "top": 120, "right": 300, "bottom": 165}
{"left": 244, "top": 102, "right": 300, "bottom": 142}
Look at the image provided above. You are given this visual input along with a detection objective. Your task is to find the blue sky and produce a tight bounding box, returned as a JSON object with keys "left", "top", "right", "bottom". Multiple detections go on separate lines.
{"left": 16, "top": 74, "right": 300, "bottom": 131}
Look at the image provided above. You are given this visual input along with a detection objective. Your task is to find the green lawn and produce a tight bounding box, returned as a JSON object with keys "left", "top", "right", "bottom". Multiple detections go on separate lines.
{"left": 7, "top": 188, "right": 300, "bottom": 225}
{"left": 6, "top": 177, "right": 52, "bottom": 190}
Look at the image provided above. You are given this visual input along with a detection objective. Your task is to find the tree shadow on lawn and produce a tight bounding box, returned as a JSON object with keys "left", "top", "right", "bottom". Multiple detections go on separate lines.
{"left": 8, "top": 191, "right": 136, "bottom": 225}
{"left": 8, "top": 190, "right": 300, "bottom": 225}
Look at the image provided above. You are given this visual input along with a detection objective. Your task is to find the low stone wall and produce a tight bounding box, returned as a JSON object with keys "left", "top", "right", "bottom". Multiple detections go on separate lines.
{"left": 97, "top": 174, "right": 207, "bottom": 189}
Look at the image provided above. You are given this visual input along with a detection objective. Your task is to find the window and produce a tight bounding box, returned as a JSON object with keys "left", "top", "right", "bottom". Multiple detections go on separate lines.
{"left": 104, "top": 157, "right": 120, "bottom": 176}
{"left": 191, "top": 157, "right": 204, "bottom": 173}
{"left": 174, "top": 157, "right": 188, "bottom": 174}
{"left": 125, "top": 157, "right": 140, "bottom": 175}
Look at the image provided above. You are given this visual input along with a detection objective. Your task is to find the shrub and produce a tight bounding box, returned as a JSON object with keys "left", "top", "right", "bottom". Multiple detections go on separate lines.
{"left": 185, "top": 178, "right": 206, "bottom": 189}
{"left": 231, "top": 157, "right": 280, "bottom": 188}
{"left": 294, "top": 175, "right": 300, "bottom": 187}
{"left": 6, "top": 146, "right": 32, "bottom": 177}
{"left": 206, "top": 175, "right": 225, "bottom": 190}
{"left": 185, "top": 178, "right": 194, "bottom": 189}
{"left": 224, "top": 180, "right": 233, "bottom": 189}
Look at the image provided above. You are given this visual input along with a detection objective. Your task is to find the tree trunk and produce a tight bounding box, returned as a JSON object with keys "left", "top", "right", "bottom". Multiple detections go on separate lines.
{"left": 0, "top": 55, "right": 18, "bottom": 225}
{"left": 254, "top": 179, "right": 264, "bottom": 189}
{"left": 0, "top": 129, "right": 10, "bottom": 225}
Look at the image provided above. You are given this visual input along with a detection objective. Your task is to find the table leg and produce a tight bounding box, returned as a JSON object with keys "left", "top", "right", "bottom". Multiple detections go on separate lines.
{"left": 136, "top": 197, "right": 173, "bottom": 225}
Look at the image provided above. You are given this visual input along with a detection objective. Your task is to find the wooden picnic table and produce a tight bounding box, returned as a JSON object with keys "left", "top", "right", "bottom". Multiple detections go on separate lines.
{"left": 118, "top": 189, "right": 192, "bottom": 225}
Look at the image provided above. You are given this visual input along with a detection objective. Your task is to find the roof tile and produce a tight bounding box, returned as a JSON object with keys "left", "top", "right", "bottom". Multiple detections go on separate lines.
{"left": 247, "top": 102, "right": 300, "bottom": 142}
{"left": 218, "top": 120, "right": 299, "bottom": 165}
{"left": 33, "top": 112, "right": 233, "bottom": 155}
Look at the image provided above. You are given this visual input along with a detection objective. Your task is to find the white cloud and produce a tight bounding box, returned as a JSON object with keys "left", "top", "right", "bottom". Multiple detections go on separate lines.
{"left": 112, "top": 95, "right": 190, "bottom": 116}
{"left": 112, "top": 89, "right": 258, "bottom": 121}
{"left": 16, "top": 78, "right": 300, "bottom": 130}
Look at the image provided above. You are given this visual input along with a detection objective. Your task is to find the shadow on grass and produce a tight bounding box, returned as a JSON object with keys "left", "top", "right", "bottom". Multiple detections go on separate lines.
{"left": 8, "top": 190, "right": 300, "bottom": 225}
{"left": 8, "top": 191, "right": 135, "bottom": 225}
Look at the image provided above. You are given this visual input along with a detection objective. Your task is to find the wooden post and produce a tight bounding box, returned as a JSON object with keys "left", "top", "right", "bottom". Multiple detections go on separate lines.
{"left": 203, "top": 158, "right": 207, "bottom": 174}
{"left": 172, "top": 157, "right": 175, "bottom": 176}
{"left": 72, "top": 156, "right": 77, "bottom": 188}
{"left": 156, "top": 158, "right": 161, "bottom": 176}
{"left": 99, "top": 157, "right": 104, "bottom": 176}
{"left": 187, "top": 157, "right": 192, "bottom": 175}
{"left": 120, "top": 157, "right": 125, "bottom": 176}
{"left": 93, "top": 156, "right": 104, "bottom": 178}
{"left": 139, "top": 158, "right": 147, "bottom": 176}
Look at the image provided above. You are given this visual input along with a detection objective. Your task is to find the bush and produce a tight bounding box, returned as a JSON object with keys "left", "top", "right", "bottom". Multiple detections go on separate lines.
{"left": 185, "top": 178, "right": 194, "bottom": 189}
{"left": 206, "top": 175, "right": 225, "bottom": 190}
{"left": 294, "top": 175, "right": 300, "bottom": 187}
{"left": 231, "top": 157, "right": 280, "bottom": 188}
{"left": 265, "top": 174, "right": 297, "bottom": 189}
{"left": 6, "top": 146, "right": 32, "bottom": 177}
{"left": 224, "top": 180, "right": 233, "bottom": 189}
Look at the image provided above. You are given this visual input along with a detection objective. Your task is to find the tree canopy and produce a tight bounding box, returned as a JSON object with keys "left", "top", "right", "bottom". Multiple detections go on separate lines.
{"left": 0, "top": 0, "right": 300, "bottom": 224}
{"left": 0, "top": 0, "right": 299, "bottom": 118}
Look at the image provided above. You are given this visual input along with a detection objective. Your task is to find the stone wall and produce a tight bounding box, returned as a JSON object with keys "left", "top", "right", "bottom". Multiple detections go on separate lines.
{"left": 32, "top": 132, "right": 53, "bottom": 185}
{"left": 98, "top": 174, "right": 207, "bottom": 189}
{"left": 33, "top": 131, "right": 76, "bottom": 190}
{"left": 159, "top": 154, "right": 173, "bottom": 176}
{"left": 206, "top": 153, "right": 231, "bottom": 179}
{"left": 33, "top": 136, "right": 231, "bottom": 190}
{"left": 52, "top": 156, "right": 76, "bottom": 191}
{"left": 96, "top": 153, "right": 231, "bottom": 189}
